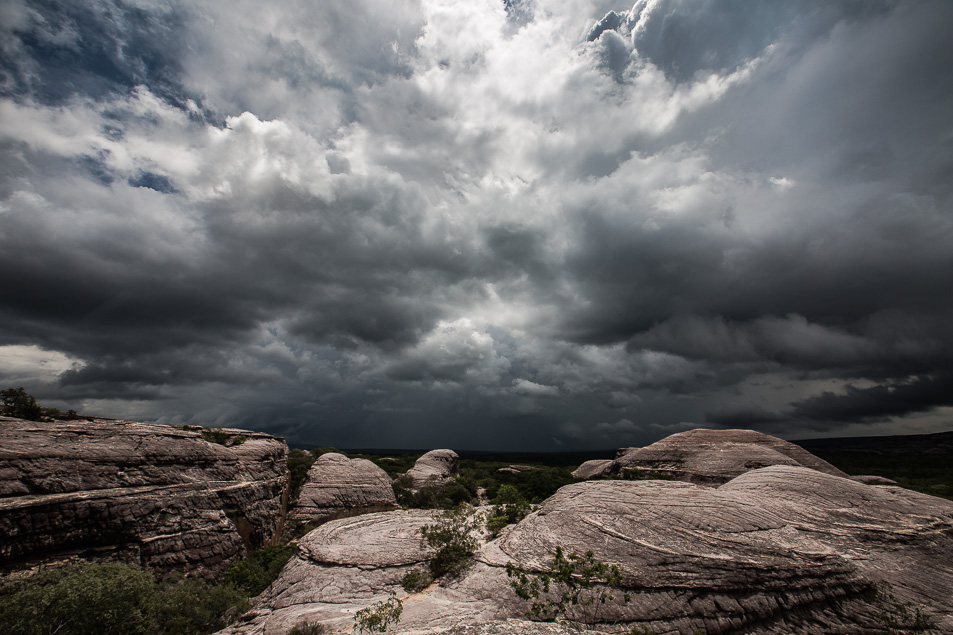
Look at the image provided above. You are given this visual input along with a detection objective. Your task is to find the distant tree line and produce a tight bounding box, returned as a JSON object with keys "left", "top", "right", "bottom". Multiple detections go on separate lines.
{"left": 1, "top": 386, "right": 79, "bottom": 421}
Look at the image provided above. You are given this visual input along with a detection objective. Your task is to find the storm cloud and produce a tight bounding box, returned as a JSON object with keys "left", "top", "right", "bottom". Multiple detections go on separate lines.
{"left": 1, "top": 0, "right": 951, "bottom": 449}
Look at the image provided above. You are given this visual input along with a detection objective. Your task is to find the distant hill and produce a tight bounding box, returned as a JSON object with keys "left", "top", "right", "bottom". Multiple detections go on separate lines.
{"left": 794, "top": 430, "right": 953, "bottom": 455}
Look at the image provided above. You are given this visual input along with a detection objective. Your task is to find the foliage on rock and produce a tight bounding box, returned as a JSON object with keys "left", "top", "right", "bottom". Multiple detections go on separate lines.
{"left": 873, "top": 581, "right": 938, "bottom": 634}
{"left": 506, "top": 547, "right": 631, "bottom": 628}
{"left": 420, "top": 504, "right": 483, "bottom": 577}
{"left": 486, "top": 484, "right": 533, "bottom": 534}
{"left": 354, "top": 591, "right": 403, "bottom": 633}
{"left": 401, "top": 568, "right": 432, "bottom": 592}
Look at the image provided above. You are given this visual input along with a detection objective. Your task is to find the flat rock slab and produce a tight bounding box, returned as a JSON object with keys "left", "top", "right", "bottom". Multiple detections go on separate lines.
{"left": 290, "top": 453, "right": 396, "bottom": 525}
{"left": 0, "top": 417, "right": 288, "bottom": 577}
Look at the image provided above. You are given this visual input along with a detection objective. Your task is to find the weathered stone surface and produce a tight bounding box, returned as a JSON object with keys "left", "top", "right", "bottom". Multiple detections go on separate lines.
{"left": 218, "top": 465, "right": 953, "bottom": 634}
{"left": 850, "top": 474, "right": 899, "bottom": 485}
{"left": 570, "top": 459, "right": 612, "bottom": 480}
{"left": 0, "top": 416, "right": 288, "bottom": 577}
{"left": 290, "top": 453, "right": 396, "bottom": 525}
{"left": 406, "top": 449, "right": 459, "bottom": 488}
{"left": 577, "top": 428, "right": 848, "bottom": 484}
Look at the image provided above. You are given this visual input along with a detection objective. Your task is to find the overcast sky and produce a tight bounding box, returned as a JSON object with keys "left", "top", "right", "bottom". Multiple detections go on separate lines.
{"left": 1, "top": 0, "right": 952, "bottom": 451}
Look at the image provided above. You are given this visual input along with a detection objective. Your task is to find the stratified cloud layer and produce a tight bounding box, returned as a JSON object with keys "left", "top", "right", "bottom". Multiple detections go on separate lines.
{"left": 1, "top": 0, "right": 951, "bottom": 449}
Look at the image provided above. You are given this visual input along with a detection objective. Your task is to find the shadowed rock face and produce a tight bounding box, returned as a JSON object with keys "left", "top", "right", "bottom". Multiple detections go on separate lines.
{"left": 406, "top": 449, "right": 459, "bottom": 488}
{"left": 218, "top": 466, "right": 953, "bottom": 634}
{"left": 290, "top": 453, "right": 396, "bottom": 525}
{"left": 0, "top": 417, "right": 288, "bottom": 577}
{"left": 578, "top": 428, "right": 848, "bottom": 484}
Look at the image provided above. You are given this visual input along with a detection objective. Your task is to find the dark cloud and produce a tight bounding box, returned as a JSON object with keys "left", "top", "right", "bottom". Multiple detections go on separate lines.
{"left": 1, "top": 0, "right": 951, "bottom": 449}
{"left": 791, "top": 373, "right": 953, "bottom": 423}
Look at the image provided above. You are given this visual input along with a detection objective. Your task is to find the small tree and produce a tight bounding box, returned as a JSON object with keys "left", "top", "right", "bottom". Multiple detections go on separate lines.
{"left": 506, "top": 547, "right": 631, "bottom": 629}
{"left": 1, "top": 387, "right": 43, "bottom": 420}
{"left": 354, "top": 591, "right": 403, "bottom": 633}
{"left": 486, "top": 484, "right": 532, "bottom": 535}
{"left": 420, "top": 504, "right": 483, "bottom": 577}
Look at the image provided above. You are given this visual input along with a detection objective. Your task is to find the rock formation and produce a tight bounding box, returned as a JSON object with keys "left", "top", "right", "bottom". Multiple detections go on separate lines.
{"left": 218, "top": 465, "right": 953, "bottom": 634}
{"left": 575, "top": 428, "right": 847, "bottom": 484}
{"left": 290, "top": 453, "right": 396, "bottom": 525}
{"left": 406, "top": 449, "right": 459, "bottom": 488}
{"left": 570, "top": 459, "right": 612, "bottom": 480}
{"left": 0, "top": 416, "right": 288, "bottom": 578}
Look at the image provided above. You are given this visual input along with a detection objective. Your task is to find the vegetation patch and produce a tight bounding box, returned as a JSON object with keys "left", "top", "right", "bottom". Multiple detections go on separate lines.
{"left": 0, "top": 561, "right": 249, "bottom": 635}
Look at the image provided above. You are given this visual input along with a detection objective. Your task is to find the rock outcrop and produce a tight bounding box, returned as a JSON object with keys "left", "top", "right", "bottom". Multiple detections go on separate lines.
{"left": 218, "top": 465, "right": 953, "bottom": 634}
{"left": 570, "top": 459, "right": 612, "bottom": 480}
{"left": 290, "top": 453, "right": 396, "bottom": 525}
{"left": 576, "top": 428, "right": 847, "bottom": 484}
{"left": 0, "top": 416, "right": 288, "bottom": 577}
{"left": 406, "top": 449, "right": 459, "bottom": 488}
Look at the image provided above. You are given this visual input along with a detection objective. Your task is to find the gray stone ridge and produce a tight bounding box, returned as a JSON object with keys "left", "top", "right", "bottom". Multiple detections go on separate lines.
{"left": 290, "top": 452, "right": 397, "bottom": 525}
{"left": 0, "top": 416, "right": 288, "bottom": 578}
{"left": 217, "top": 465, "right": 953, "bottom": 634}
{"left": 406, "top": 449, "right": 459, "bottom": 488}
{"left": 575, "top": 428, "right": 847, "bottom": 484}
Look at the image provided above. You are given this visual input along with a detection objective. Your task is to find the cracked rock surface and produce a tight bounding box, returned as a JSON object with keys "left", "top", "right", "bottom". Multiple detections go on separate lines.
{"left": 0, "top": 416, "right": 288, "bottom": 577}
{"left": 290, "top": 453, "right": 396, "bottom": 525}
{"left": 219, "top": 465, "right": 953, "bottom": 634}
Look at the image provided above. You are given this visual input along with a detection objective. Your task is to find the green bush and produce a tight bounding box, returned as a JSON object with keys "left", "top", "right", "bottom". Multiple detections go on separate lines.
{"left": 506, "top": 547, "right": 630, "bottom": 627}
{"left": 287, "top": 622, "right": 326, "bottom": 635}
{"left": 420, "top": 504, "right": 483, "bottom": 578}
{"left": 354, "top": 591, "right": 403, "bottom": 633}
{"left": 201, "top": 428, "right": 230, "bottom": 446}
{"left": 0, "top": 561, "right": 249, "bottom": 635}
{"left": 400, "top": 568, "right": 432, "bottom": 593}
{"left": 224, "top": 543, "right": 297, "bottom": 596}
{"left": 486, "top": 484, "right": 532, "bottom": 535}
{"left": 1, "top": 387, "right": 43, "bottom": 421}
{"left": 287, "top": 448, "right": 317, "bottom": 502}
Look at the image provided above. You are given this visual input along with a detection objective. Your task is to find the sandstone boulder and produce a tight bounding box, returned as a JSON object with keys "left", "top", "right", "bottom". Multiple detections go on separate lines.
{"left": 0, "top": 416, "right": 288, "bottom": 578}
{"left": 406, "top": 449, "right": 459, "bottom": 488}
{"left": 290, "top": 453, "right": 396, "bottom": 525}
{"left": 570, "top": 459, "right": 612, "bottom": 480}
{"left": 218, "top": 466, "right": 953, "bottom": 634}
{"left": 576, "top": 428, "right": 847, "bottom": 484}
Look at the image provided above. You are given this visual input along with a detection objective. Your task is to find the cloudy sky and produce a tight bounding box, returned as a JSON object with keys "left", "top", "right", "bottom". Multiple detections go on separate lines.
{"left": 1, "top": 0, "right": 952, "bottom": 451}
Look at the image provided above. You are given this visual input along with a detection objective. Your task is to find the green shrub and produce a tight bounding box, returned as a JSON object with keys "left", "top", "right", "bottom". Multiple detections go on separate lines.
{"left": 401, "top": 568, "right": 432, "bottom": 593}
{"left": 287, "top": 448, "right": 317, "bottom": 502}
{"left": 201, "top": 428, "right": 230, "bottom": 445}
{"left": 0, "top": 561, "right": 249, "bottom": 635}
{"left": 287, "top": 622, "right": 326, "bottom": 635}
{"left": 229, "top": 434, "right": 247, "bottom": 446}
{"left": 224, "top": 543, "right": 297, "bottom": 596}
{"left": 354, "top": 591, "right": 403, "bottom": 633}
{"left": 506, "top": 547, "right": 630, "bottom": 627}
{"left": 151, "top": 575, "right": 249, "bottom": 634}
{"left": 486, "top": 484, "right": 532, "bottom": 535}
{"left": 420, "top": 504, "right": 483, "bottom": 578}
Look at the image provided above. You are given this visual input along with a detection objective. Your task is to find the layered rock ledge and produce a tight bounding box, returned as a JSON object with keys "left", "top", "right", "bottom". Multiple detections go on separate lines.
{"left": 578, "top": 428, "right": 847, "bottom": 484}
{"left": 0, "top": 416, "right": 288, "bottom": 577}
{"left": 290, "top": 452, "right": 397, "bottom": 525}
{"left": 220, "top": 465, "right": 953, "bottom": 634}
